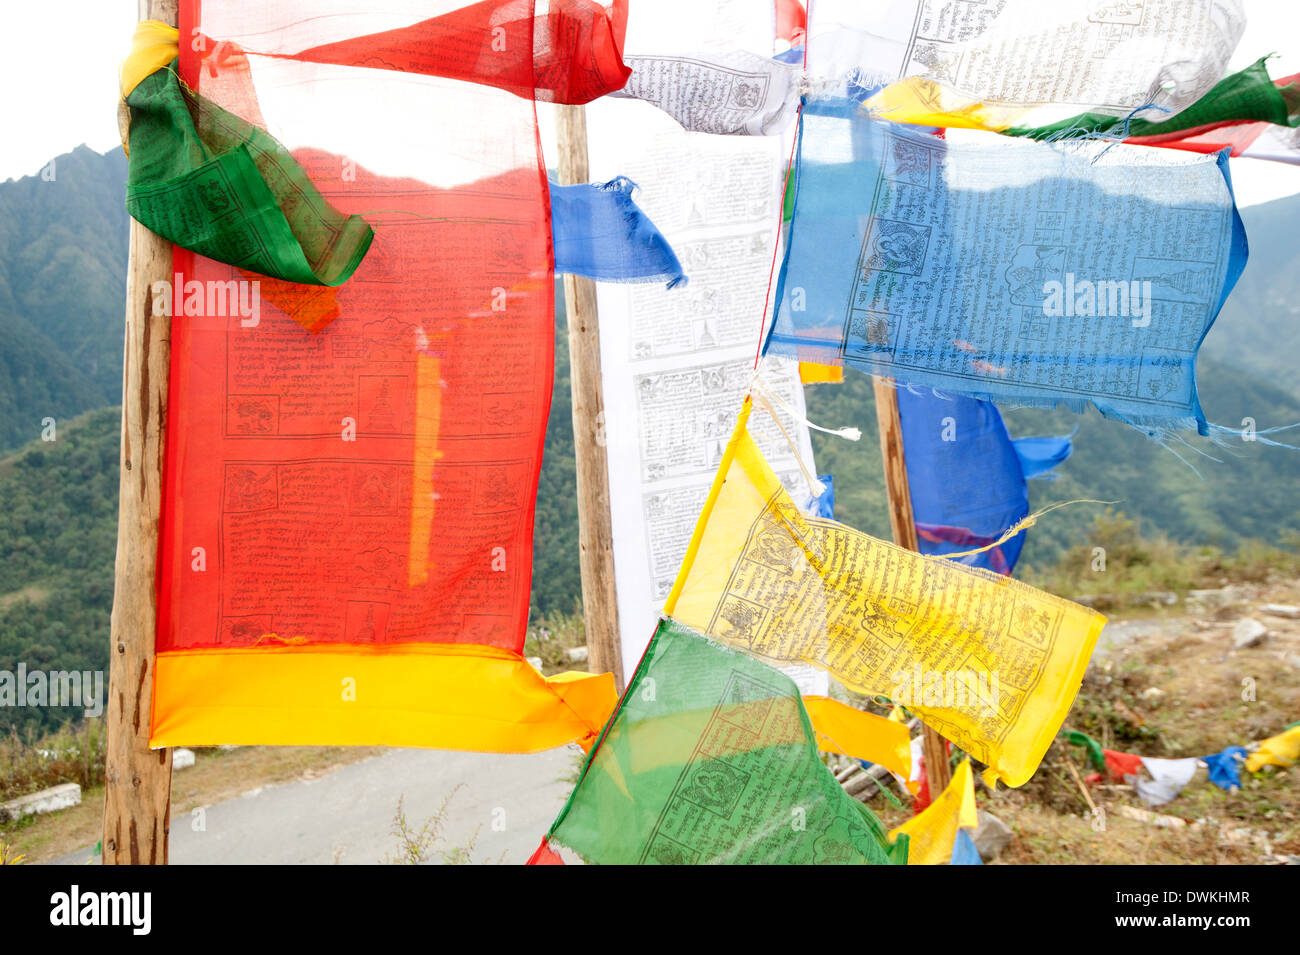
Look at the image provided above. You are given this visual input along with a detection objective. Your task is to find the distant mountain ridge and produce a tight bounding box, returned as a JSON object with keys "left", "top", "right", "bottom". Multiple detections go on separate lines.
{"left": 0, "top": 145, "right": 128, "bottom": 452}
{"left": 1203, "top": 190, "right": 1300, "bottom": 400}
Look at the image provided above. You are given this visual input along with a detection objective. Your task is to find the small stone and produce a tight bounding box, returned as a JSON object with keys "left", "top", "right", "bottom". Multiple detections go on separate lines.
{"left": 1141, "top": 687, "right": 1165, "bottom": 702}
{"left": 172, "top": 747, "right": 196, "bottom": 771}
{"left": 1117, "top": 805, "right": 1188, "bottom": 829}
{"left": 1231, "top": 618, "right": 1269, "bottom": 649}
{"left": 1139, "top": 591, "right": 1179, "bottom": 606}
{"left": 564, "top": 646, "right": 589, "bottom": 663}
{"left": 1261, "top": 604, "right": 1300, "bottom": 620}
{"left": 526, "top": 656, "right": 544, "bottom": 670}
{"left": 972, "top": 810, "right": 1012, "bottom": 862}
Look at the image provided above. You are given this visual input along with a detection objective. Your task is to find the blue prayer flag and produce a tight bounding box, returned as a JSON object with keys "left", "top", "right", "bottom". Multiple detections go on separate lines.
{"left": 765, "top": 98, "right": 1248, "bottom": 434}
{"left": 1013, "top": 433, "right": 1075, "bottom": 480}
{"left": 549, "top": 177, "right": 686, "bottom": 288}
{"left": 898, "top": 388, "right": 1070, "bottom": 575}
{"left": 950, "top": 827, "right": 983, "bottom": 865}
{"left": 1204, "top": 745, "right": 1248, "bottom": 791}
{"left": 805, "top": 473, "right": 835, "bottom": 518}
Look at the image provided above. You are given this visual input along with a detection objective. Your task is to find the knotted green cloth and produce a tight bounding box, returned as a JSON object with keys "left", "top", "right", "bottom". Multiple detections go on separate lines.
{"left": 1007, "top": 58, "right": 1299, "bottom": 142}
{"left": 124, "top": 62, "right": 372, "bottom": 287}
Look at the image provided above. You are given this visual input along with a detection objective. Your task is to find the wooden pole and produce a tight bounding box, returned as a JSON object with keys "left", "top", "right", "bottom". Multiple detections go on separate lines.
{"left": 871, "top": 377, "right": 952, "bottom": 796}
{"left": 102, "top": 0, "right": 177, "bottom": 866}
{"left": 555, "top": 105, "right": 625, "bottom": 692}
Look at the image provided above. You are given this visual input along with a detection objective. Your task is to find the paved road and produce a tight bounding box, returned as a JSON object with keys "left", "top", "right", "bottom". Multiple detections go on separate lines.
{"left": 54, "top": 746, "right": 580, "bottom": 865}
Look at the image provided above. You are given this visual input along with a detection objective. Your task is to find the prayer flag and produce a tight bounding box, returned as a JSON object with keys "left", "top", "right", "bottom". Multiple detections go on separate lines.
{"left": 666, "top": 402, "right": 1107, "bottom": 787}
{"left": 890, "top": 758, "right": 979, "bottom": 865}
{"left": 808, "top": 0, "right": 1244, "bottom": 123}
{"left": 1004, "top": 59, "right": 1300, "bottom": 144}
{"left": 1205, "top": 745, "right": 1248, "bottom": 791}
{"left": 1133, "top": 757, "right": 1199, "bottom": 806}
{"left": 265, "top": 0, "right": 631, "bottom": 105}
{"left": 538, "top": 617, "right": 907, "bottom": 865}
{"left": 150, "top": 0, "right": 614, "bottom": 753}
{"left": 124, "top": 58, "right": 373, "bottom": 292}
{"left": 899, "top": 388, "right": 1071, "bottom": 575}
{"left": 766, "top": 98, "right": 1248, "bottom": 434}
{"left": 612, "top": 52, "right": 800, "bottom": 134}
{"left": 950, "top": 827, "right": 982, "bottom": 865}
{"left": 549, "top": 177, "right": 685, "bottom": 286}
{"left": 1244, "top": 724, "right": 1300, "bottom": 773}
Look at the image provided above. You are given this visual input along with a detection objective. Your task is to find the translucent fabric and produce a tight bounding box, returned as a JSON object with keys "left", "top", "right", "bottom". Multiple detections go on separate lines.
{"left": 549, "top": 177, "right": 685, "bottom": 286}
{"left": 766, "top": 98, "right": 1248, "bottom": 434}
{"left": 540, "top": 617, "right": 906, "bottom": 865}
{"left": 151, "top": 0, "right": 614, "bottom": 752}
{"left": 899, "top": 388, "right": 1072, "bottom": 575}
{"left": 666, "top": 402, "right": 1107, "bottom": 788}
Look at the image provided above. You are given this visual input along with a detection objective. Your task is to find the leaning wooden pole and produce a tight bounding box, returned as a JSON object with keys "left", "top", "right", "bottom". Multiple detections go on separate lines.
{"left": 103, "top": 0, "right": 177, "bottom": 866}
{"left": 555, "top": 105, "right": 625, "bottom": 693}
{"left": 871, "top": 377, "right": 953, "bottom": 796}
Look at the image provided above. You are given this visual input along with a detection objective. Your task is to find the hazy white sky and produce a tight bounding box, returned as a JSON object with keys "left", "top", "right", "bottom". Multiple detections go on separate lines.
{"left": 2, "top": 0, "right": 1298, "bottom": 206}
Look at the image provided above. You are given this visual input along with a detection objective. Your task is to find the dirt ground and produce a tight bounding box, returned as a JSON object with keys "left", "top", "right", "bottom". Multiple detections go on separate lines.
{"left": 869, "top": 579, "right": 1300, "bottom": 864}
{"left": 6, "top": 583, "right": 1297, "bottom": 865}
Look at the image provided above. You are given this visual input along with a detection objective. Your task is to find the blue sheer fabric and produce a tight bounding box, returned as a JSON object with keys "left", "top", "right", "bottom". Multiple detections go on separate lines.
{"left": 898, "top": 388, "right": 1070, "bottom": 575}
{"left": 766, "top": 98, "right": 1248, "bottom": 434}
{"left": 549, "top": 177, "right": 686, "bottom": 288}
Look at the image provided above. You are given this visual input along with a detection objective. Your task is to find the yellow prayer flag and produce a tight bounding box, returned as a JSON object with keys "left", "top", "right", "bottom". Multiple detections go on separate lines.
{"left": 890, "top": 759, "right": 979, "bottom": 865}
{"left": 665, "top": 402, "right": 1106, "bottom": 788}
{"left": 799, "top": 362, "right": 844, "bottom": 385}
{"left": 1244, "top": 725, "right": 1300, "bottom": 773}
{"left": 862, "top": 77, "right": 1026, "bottom": 133}
{"left": 803, "top": 695, "right": 912, "bottom": 783}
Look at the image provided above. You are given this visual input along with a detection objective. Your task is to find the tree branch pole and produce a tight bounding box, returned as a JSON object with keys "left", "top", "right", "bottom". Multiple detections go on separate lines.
{"left": 871, "top": 377, "right": 953, "bottom": 796}
{"left": 555, "top": 105, "right": 625, "bottom": 692}
{"left": 103, "top": 0, "right": 177, "bottom": 866}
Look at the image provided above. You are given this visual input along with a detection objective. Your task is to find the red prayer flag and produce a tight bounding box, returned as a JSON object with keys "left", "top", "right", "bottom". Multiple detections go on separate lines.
{"left": 150, "top": 0, "right": 615, "bottom": 751}
{"left": 275, "top": 0, "right": 630, "bottom": 104}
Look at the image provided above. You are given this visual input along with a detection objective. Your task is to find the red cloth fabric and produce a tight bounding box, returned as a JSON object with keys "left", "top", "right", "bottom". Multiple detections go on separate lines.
{"left": 160, "top": 6, "right": 555, "bottom": 655}
{"left": 775, "top": 0, "right": 806, "bottom": 43}
{"left": 280, "top": 0, "right": 630, "bottom": 104}
{"left": 1103, "top": 749, "right": 1144, "bottom": 780}
{"left": 527, "top": 838, "right": 566, "bottom": 865}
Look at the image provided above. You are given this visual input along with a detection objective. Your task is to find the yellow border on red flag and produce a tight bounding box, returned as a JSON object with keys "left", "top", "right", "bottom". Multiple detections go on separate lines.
{"left": 151, "top": 644, "right": 616, "bottom": 753}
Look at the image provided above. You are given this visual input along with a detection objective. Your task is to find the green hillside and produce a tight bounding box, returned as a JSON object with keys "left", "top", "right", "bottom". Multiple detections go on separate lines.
{"left": 0, "top": 407, "right": 121, "bottom": 735}
{"left": 1, "top": 146, "right": 1298, "bottom": 734}
{"left": 1203, "top": 191, "right": 1300, "bottom": 396}
{"left": 802, "top": 355, "right": 1300, "bottom": 571}
{"left": 0, "top": 146, "right": 129, "bottom": 452}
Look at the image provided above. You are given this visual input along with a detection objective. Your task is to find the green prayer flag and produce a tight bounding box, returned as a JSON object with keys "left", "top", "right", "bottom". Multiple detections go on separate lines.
{"left": 125, "top": 63, "right": 372, "bottom": 288}
{"left": 1065, "top": 730, "right": 1107, "bottom": 774}
{"left": 1007, "top": 58, "right": 1299, "bottom": 142}
{"left": 546, "top": 618, "right": 906, "bottom": 865}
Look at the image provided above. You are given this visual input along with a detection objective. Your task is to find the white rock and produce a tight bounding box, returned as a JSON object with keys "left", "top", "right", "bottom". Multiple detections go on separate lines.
{"left": 525, "top": 656, "right": 544, "bottom": 670}
{"left": 1232, "top": 618, "right": 1269, "bottom": 649}
{"left": 172, "top": 747, "right": 196, "bottom": 770}
{"left": 1261, "top": 604, "right": 1300, "bottom": 620}
{"left": 972, "top": 810, "right": 1013, "bottom": 861}
{"left": 1118, "top": 805, "right": 1189, "bottom": 829}
{"left": 564, "top": 646, "right": 589, "bottom": 663}
{"left": 0, "top": 782, "right": 81, "bottom": 821}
